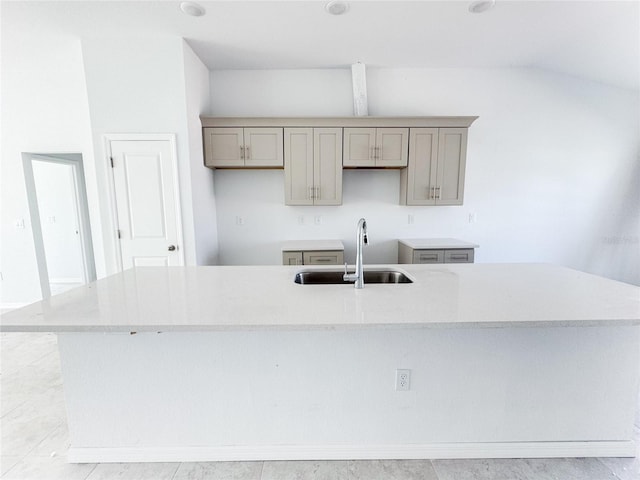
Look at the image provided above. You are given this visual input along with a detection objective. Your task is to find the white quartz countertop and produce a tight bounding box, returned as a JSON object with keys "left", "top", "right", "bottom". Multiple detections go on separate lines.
{"left": 399, "top": 238, "right": 479, "bottom": 249}
{"left": 1, "top": 264, "right": 639, "bottom": 333}
{"left": 281, "top": 240, "right": 344, "bottom": 251}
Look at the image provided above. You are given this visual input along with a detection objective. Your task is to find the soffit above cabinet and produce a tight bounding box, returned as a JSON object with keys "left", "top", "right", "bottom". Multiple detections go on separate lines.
{"left": 201, "top": 116, "right": 478, "bottom": 128}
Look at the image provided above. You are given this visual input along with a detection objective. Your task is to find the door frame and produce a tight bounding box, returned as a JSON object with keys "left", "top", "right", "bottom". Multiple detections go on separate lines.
{"left": 22, "top": 152, "right": 97, "bottom": 299}
{"left": 103, "top": 134, "right": 185, "bottom": 271}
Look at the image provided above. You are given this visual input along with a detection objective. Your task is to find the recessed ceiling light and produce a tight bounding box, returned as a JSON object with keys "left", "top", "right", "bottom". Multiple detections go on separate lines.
{"left": 468, "top": 0, "right": 495, "bottom": 14}
{"left": 180, "top": 1, "right": 205, "bottom": 17}
{"left": 325, "top": 1, "right": 349, "bottom": 16}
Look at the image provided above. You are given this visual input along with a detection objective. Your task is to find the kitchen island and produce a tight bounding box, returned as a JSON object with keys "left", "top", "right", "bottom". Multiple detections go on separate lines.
{"left": 2, "top": 263, "right": 639, "bottom": 463}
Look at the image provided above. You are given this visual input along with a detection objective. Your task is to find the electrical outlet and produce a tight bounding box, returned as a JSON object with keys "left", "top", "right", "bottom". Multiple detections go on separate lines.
{"left": 298, "top": 215, "right": 305, "bottom": 225}
{"left": 407, "top": 214, "right": 414, "bottom": 225}
{"left": 235, "top": 216, "right": 245, "bottom": 226}
{"left": 314, "top": 215, "right": 322, "bottom": 225}
{"left": 395, "top": 369, "right": 411, "bottom": 391}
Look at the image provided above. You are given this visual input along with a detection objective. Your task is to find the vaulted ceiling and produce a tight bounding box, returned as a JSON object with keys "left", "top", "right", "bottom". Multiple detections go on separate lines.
{"left": 3, "top": 1, "right": 639, "bottom": 90}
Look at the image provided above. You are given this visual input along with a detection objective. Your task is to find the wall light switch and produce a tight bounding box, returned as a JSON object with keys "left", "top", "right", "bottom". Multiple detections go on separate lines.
{"left": 314, "top": 215, "right": 322, "bottom": 225}
{"left": 408, "top": 214, "right": 414, "bottom": 225}
{"left": 468, "top": 213, "right": 477, "bottom": 224}
{"left": 15, "top": 219, "right": 25, "bottom": 229}
{"left": 235, "top": 216, "right": 245, "bottom": 226}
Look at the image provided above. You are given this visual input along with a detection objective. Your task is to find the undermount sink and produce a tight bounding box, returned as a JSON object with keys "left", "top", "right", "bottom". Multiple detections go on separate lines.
{"left": 294, "top": 269, "right": 413, "bottom": 285}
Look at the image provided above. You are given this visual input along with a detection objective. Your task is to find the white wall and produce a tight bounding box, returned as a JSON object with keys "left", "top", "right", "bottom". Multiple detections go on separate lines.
{"left": 210, "top": 68, "right": 640, "bottom": 285}
{"left": 81, "top": 37, "right": 196, "bottom": 270}
{"left": 182, "top": 41, "right": 218, "bottom": 265}
{"left": 81, "top": 37, "right": 222, "bottom": 269}
{"left": 0, "top": 25, "right": 102, "bottom": 306}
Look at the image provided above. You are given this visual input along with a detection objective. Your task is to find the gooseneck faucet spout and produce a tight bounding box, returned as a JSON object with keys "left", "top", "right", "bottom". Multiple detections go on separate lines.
{"left": 343, "top": 218, "right": 368, "bottom": 289}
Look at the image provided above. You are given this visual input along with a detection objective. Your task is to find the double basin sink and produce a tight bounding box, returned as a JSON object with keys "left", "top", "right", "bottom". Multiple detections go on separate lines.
{"left": 295, "top": 269, "right": 412, "bottom": 285}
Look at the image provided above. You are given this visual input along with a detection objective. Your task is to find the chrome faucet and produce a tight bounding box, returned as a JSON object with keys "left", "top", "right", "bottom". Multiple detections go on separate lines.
{"left": 343, "top": 218, "right": 368, "bottom": 289}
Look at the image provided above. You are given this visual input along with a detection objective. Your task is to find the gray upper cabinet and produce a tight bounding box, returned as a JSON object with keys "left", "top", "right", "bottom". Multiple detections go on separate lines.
{"left": 204, "top": 127, "right": 283, "bottom": 168}
{"left": 343, "top": 127, "right": 408, "bottom": 168}
{"left": 284, "top": 128, "right": 342, "bottom": 206}
{"left": 400, "top": 127, "right": 468, "bottom": 206}
{"left": 202, "top": 117, "right": 476, "bottom": 206}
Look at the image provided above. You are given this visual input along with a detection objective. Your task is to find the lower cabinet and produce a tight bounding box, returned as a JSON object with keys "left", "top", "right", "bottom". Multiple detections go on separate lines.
{"left": 282, "top": 240, "right": 345, "bottom": 266}
{"left": 398, "top": 239, "right": 477, "bottom": 264}
{"left": 284, "top": 128, "right": 342, "bottom": 205}
{"left": 282, "top": 250, "right": 344, "bottom": 266}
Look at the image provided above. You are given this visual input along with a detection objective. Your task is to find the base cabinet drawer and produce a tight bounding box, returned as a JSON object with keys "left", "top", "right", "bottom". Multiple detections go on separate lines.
{"left": 413, "top": 250, "right": 444, "bottom": 264}
{"left": 283, "top": 250, "right": 344, "bottom": 266}
{"left": 444, "top": 249, "right": 474, "bottom": 263}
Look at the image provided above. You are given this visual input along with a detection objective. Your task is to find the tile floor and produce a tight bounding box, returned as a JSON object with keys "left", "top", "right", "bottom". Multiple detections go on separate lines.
{"left": 1, "top": 331, "right": 639, "bottom": 480}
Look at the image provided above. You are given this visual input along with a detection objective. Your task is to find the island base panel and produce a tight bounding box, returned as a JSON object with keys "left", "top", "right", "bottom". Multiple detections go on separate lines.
{"left": 57, "top": 326, "right": 640, "bottom": 463}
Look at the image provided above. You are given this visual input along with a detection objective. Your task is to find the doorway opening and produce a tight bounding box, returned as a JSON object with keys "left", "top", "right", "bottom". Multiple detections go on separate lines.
{"left": 22, "top": 153, "right": 97, "bottom": 299}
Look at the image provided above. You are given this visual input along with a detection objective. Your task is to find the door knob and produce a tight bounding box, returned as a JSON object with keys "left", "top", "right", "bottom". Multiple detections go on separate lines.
{"left": 168, "top": 245, "right": 176, "bottom": 251}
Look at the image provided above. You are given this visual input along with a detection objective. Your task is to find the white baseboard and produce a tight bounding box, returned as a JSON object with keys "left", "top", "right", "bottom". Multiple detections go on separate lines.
{"left": 67, "top": 441, "right": 637, "bottom": 464}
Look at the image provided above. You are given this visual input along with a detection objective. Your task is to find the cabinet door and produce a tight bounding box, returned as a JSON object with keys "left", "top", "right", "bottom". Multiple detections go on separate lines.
{"left": 303, "top": 251, "right": 344, "bottom": 265}
{"left": 284, "top": 128, "right": 314, "bottom": 206}
{"left": 436, "top": 128, "right": 467, "bottom": 205}
{"left": 203, "top": 127, "right": 244, "bottom": 167}
{"left": 314, "top": 128, "right": 343, "bottom": 206}
{"left": 343, "top": 128, "right": 375, "bottom": 167}
{"left": 401, "top": 128, "right": 438, "bottom": 205}
{"left": 282, "top": 251, "right": 303, "bottom": 265}
{"left": 244, "top": 128, "right": 283, "bottom": 167}
{"left": 376, "top": 128, "right": 408, "bottom": 167}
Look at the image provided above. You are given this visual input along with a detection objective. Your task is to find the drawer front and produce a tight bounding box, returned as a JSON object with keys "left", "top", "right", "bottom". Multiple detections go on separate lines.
{"left": 444, "top": 249, "right": 475, "bottom": 263}
{"left": 413, "top": 249, "right": 444, "bottom": 264}
{"left": 303, "top": 251, "right": 344, "bottom": 265}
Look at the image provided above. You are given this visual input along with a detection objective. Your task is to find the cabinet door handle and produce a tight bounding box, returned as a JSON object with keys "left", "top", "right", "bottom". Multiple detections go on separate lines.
{"left": 308, "top": 186, "right": 314, "bottom": 199}
{"left": 429, "top": 186, "right": 435, "bottom": 199}
{"left": 245, "top": 146, "right": 250, "bottom": 159}
{"left": 435, "top": 186, "right": 441, "bottom": 199}
{"left": 240, "top": 146, "right": 244, "bottom": 159}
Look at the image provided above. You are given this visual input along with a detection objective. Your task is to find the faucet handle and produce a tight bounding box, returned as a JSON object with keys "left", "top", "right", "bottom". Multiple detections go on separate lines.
{"left": 344, "top": 262, "right": 348, "bottom": 275}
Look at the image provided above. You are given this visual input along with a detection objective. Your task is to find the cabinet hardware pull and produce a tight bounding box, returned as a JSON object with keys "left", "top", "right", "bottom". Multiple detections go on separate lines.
{"left": 309, "top": 186, "right": 314, "bottom": 199}
{"left": 430, "top": 186, "right": 435, "bottom": 199}
{"left": 240, "top": 146, "right": 244, "bottom": 160}
{"left": 435, "top": 186, "right": 441, "bottom": 199}
{"left": 168, "top": 245, "right": 176, "bottom": 252}
{"left": 245, "top": 146, "right": 250, "bottom": 159}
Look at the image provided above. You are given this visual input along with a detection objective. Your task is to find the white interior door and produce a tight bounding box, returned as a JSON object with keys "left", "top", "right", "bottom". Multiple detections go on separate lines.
{"left": 108, "top": 136, "right": 184, "bottom": 269}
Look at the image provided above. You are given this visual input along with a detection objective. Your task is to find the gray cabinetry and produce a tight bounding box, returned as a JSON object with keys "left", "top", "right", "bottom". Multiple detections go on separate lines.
{"left": 204, "top": 127, "right": 283, "bottom": 168}
{"left": 398, "top": 239, "right": 478, "bottom": 264}
{"left": 343, "top": 128, "right": 408, "bottom": 167}
{"left": 400, "top": 128, "right": 468, "bottom": 205}
{"left": 282, "top": 240, "right": 345, "bottom": 266}
{"left": 284, "top": 128, "right": 342, "bottom": 206}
